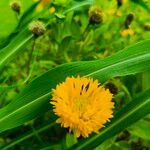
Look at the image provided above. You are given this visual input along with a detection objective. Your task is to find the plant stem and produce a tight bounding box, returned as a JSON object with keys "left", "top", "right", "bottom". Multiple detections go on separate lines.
{"left": 26, "top": 38, "right": 36, "bottom": 75}
{"left": 15, "top": 12, "right": 19, "bottom": 22}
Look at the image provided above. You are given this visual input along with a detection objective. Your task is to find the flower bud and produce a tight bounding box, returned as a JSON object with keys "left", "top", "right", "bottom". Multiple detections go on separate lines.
{"left": 117, "top": 0, "right": 123, "bottom": 7}
{"left": 10, "top": 0, "right": 21, "bottom": 14}
{"left": 125, "top": 13, "right": 134, "bottom": 29}
{"left": 116, "top": 0, "right": 127, "bottom": 8}
{"left": 144, "top": 23, "right": 150, "bottom": 31}
{"left": 88, "top": 5, "right": 103, "bottom": 25}
{"left": 105, "top": 82, "right": 118, "bottom": 95}
{"left": 29, "top": 21, "right": 46, "bottom": 37}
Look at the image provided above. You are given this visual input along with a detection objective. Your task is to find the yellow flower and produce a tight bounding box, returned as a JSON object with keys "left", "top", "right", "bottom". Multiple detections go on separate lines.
{"left": 35, "top": 0, "right": 51, "bottom": 12}
{"left": 123, "top": 0, "right": 127, "bottom": 4}
{"left": 120, "top": 28, "right": 134, "bottom": 37}
{"left": 49, "top": 6, "right": 55, "bottom": 14}
{"left": 50, "top": 76, "right": 114, "bottom": 138}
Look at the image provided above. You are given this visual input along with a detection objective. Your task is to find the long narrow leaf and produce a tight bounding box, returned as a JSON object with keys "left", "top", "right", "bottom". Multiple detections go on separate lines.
{"left": 64, "top": 0, "right": 94, "bottom": 14}
{"left": 0, "top": 28, "right": 33, "bottom": 70}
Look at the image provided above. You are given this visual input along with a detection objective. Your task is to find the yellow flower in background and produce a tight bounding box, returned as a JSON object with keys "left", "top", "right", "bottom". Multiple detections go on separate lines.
{"left": 120, "top": 28, "right": 134, "bottom": 37}
{"left": 49, "top": 6, "right": 55, "bottom": 14}
{"left": 122, "top": 0, "right": 127, "bottom": 4}
{"left": 34, "top": 0, "right": 51, "bottom": 12}
{"left": 51, "top": 76, "right": 114, "bottom": 138}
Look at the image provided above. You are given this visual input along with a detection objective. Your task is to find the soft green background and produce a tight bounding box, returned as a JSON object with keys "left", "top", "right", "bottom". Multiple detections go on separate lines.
{"left": 0, "top": 0, "right": 32, "bottom": 38}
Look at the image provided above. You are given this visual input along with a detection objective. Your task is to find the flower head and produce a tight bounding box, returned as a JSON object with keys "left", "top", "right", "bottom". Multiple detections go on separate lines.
{"left": 88, "top": 5, "right": 103, "bottom": 24}
{"left": 10, "top": 0, "right": 21, "bottom": 14}
{"left": 29, "top": 20, "right": 46, "bottom": 36}
{"left": 50, "top": 76, "right": 114, "bottom": 138}
{"left": 49, "top": 6, "right": 56, "bottom": 14}
{"left": 120, "top": 28, "right": 134, "bottom": 37}
{"left": 35, "top": 0, "right": 51, "bottom": 12}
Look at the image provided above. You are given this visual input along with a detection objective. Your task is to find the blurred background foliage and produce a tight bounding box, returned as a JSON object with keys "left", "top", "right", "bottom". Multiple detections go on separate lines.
{"left": 0, "top": 0, "right": 150, "bottom": 149}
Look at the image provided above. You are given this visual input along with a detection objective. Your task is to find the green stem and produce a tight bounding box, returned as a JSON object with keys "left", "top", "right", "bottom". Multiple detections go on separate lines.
{"left": 26, "top": 38, "right": 36, "bottom": 75}
{"left": 14, "top": 12, "right": 19, "bottom": 22}
{"left": 121, "top": 85, "right": 132, "bottom": 101}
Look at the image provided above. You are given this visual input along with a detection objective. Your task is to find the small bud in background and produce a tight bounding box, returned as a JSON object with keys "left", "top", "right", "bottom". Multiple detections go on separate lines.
{"left": 144, "top": 23, "right": 150, "bottom": 31}
{"left": 10, "top": 0, "right": 21, "bottom": 14}
{"left": 124, "top": 13, "right": 134, "bottom": 29}
{"left": 29, "top": 21, "right": 46, "bottom": 37}
{"left": 116, "top": 0, "right": 127, "bottom": 8}
{"left": 88, "top": 5, "right": 103, "bottom": 25}
{"left": 117, "top": 0, "right": 123, "bottom": 7}
{"left": 105, "top": 82, "right": 118, "bottom": 95}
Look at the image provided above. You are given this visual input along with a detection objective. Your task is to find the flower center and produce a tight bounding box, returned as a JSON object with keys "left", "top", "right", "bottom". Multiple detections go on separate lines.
{"left": 75, "top": 97, "right": 88, "bottom": 112}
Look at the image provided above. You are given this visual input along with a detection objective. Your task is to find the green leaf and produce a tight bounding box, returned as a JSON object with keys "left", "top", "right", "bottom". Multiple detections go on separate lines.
{"left": 142, "top": 71, "right": 150, "bottom": 90}
{"left": 55, "top": 13, "right": 66, "bottom": 19}
{"left": 69, "top": 89, "right": 150, "bottom": 149}
{"left": 0, "top": 28, "right": 33, "bottom": 70}
{"left": 64, "top": 0, "right": 94, "bottom": 14}
{"left": 95, "top": 137, "right": 115, "bottom": 150}
{"left": 40, "top": 144, "right": 61, "bottom": 150}
{"left": 131, "top": 0, "right": 150, "bottom": 11}
{"left": 114, "top": 141, "right": 131, "bottom": 150}
{"left": 66, "top": 133, "right": 78, "bottom": 148}
{"left": 0, "top": 40, "right": 150, "bottom": 133}
{"left": 128, "top": 119, "right": 150, "bottom": 140}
